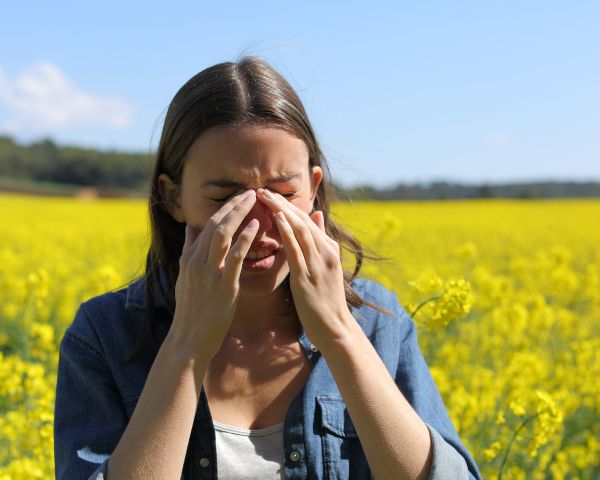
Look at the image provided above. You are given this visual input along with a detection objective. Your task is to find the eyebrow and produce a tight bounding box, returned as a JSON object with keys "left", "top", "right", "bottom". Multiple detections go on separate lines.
{"left": 201, "top": 173, "right": 302, "bottom": 189}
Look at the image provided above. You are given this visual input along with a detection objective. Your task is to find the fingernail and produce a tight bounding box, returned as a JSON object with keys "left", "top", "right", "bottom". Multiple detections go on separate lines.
{"left": 276, "top": 212, "right": 287, "bottom": 223}
{"left": 243, "top": 192, "right": 256, "bottom": 203}
{"left": 246, "top": 219, "right": 259, "bottom": 229}
{"left": 263, "top": 189, "right": 275, "bottom": 199}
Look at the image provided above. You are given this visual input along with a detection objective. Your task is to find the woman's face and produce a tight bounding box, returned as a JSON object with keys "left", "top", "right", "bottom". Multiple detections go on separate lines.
{"left": 160, "top": 125, "right": 323, "bottom": 297}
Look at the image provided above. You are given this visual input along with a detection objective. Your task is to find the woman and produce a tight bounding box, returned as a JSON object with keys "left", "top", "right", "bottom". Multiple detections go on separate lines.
{"left": 54, "top": 57, "right": 482, "bottom": 480}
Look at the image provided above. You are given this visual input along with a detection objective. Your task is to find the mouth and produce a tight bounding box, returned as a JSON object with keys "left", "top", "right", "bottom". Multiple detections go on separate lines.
{"left": 242, "top": 248, "right": 279, "bottom": 271}
{"left": 244, "top": 248, "right": 275, "bottom": 260}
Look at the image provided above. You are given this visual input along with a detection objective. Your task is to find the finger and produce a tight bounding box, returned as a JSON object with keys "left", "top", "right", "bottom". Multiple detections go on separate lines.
{"left": 311, "top": 211, "right": 325, "bottom": 233}
{"left": 194, "top": 190, "right": 254, "bottom": 263}
{"left": 206, "top": 191, "right": 257, "bottom": 268}
{"left": 180, "top": 226, "right": 202, "bottom": 273}
{"left": 274, "top": 211, "right": 308, "bottom": 276}
{"left": 222, "top": 218, "right": 260, "bottom": 284}
{"left": 284, "top": 201, "right": 333, "bottom": 252}
{"left": 182, "top": 224, "right": 200, "bottom": 255}
{"left": 257, "top": 189, "right": 321, "bottom": 260}
{"left": 257, "top": 189, "right": 323, "bottom": 238}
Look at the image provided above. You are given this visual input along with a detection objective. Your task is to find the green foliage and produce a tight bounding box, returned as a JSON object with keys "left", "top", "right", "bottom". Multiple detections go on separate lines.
{"left": 0, "top": 137, "right": 152, "bottom": 190}
{"left": 2, "top": 135, "right": 599, "bottom": 199}
{"left": 341, "top": 181, "right": 600, "bottom": 201}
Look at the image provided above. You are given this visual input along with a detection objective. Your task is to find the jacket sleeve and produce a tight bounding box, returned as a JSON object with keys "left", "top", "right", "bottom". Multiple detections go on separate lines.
{"left": 54, "top": 306, "right": 125, "bottom": 480}
{"left": 393, "top": 304, "right": 482, "bottom": 480}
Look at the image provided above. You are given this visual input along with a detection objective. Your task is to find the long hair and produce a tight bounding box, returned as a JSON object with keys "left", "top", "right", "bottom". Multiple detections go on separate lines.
{"left": 127, "top": 57, "right": 388, "bottom": 362}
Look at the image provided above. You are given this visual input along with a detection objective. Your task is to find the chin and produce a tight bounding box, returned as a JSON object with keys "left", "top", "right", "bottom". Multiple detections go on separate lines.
{"left": 238, "top": 267, "right": 290, "bottom": 298}
{"left": 237, "top": 249, "right": 289, "bottom": 296}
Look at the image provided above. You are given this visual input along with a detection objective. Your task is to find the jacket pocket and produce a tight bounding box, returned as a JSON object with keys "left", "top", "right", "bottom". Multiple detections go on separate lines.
{"left": 317, "top": 395, "right": 371, "bottom": 480}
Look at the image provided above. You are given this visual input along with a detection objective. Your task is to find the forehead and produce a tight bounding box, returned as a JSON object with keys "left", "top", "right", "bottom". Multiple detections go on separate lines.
{"left": 183, "top": 125, "right": 310, "bottom": 184}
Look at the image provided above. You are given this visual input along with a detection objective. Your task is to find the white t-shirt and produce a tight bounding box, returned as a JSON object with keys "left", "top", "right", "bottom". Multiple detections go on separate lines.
{"left": 213, "top": 421, "right": 285, "bottom": 479}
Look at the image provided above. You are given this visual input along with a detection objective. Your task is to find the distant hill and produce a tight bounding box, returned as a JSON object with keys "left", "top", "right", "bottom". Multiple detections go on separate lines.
{"left": 339, "top": 181, "right": 600, "bottom": 201}
{"left": 0, "top": 136, "right": 152, "bottom": 192}
{"left": 1, "top": 136, "right": 598, "bottom": 199}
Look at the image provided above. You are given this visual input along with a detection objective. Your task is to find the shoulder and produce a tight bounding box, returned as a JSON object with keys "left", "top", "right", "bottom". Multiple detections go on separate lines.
{"left": 350, "top": 278, "right": 422, "bottom": 380}
{"left": 80, "top": 285, "right": 130, "bottom": 317}
{"left": 63, "top": 287, "right": 130, "bottom": 359}
{"left": 63, "top": 277, "right": 147, "bottom": 361}
{"left": 351, "top": 277, "right": 414, "bottom": 340}
{"left": 352, "top": 277, "right": 408, "bottom": 318}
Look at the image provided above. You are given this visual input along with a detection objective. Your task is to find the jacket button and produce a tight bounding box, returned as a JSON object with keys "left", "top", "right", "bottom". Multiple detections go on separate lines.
{"left": 310, "top": 344, "right": 318, "bottom": 352}
{"left": 290, "top": 451, "right": 300, "bottom": 461}
{"left": 199, "top": 458, "right": 209, "bottom": 467}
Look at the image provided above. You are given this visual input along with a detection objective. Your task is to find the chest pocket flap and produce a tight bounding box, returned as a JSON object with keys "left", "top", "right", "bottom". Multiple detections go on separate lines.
{"left": 317, "top": 395, "right": 358, "bottom": 438}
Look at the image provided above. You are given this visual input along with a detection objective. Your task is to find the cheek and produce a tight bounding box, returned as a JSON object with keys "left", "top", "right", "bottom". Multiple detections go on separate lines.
{"left": 183, "top": 205, "right": 220, "bottom": 229}
{"left": 289, "top": 194, "right": 314, "bottom": 213}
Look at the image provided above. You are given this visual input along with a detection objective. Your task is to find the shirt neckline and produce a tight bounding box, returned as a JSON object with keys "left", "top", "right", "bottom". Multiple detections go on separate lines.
{"left": 212, "top": 420, "right": 284, "bottom": 437}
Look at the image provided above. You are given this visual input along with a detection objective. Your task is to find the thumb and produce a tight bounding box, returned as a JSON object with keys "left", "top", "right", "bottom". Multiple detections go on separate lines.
{"left": 311, "top": 211, "right": 325, "bottom": 233}
{"left": 182, "top": 224, "right": 200, "bottom": 254}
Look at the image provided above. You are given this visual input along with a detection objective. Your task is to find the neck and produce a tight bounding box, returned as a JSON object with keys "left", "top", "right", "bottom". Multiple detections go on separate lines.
{"left": 227, "top": 284, "right": 300, "bottom": 344}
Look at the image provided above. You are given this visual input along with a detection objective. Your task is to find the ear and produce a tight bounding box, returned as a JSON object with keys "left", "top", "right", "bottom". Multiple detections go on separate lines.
{"left": 309, "top": 166, "right": 323, "bottom": 204}
{"left": 158, "top": 173, "right": 186, "bottom": 223}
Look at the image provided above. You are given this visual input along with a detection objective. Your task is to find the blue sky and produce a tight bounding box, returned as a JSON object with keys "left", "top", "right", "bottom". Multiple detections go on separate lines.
{"left": 1, "top": 1, "right": 598, "bottom": 187}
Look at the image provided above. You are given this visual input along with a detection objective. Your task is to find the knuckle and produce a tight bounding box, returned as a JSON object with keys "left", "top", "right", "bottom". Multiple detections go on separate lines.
{"left": 188, "top": 255, "right": 204, "bottom": 271}
{"left": 326, "top": 243, "right": 341, "bottom": 260}
{"left": 235, "top": 195, "right": 253, "bottom": 207}
{"left": 228, "top": 250, "right": 243, "bottom": 262}
{"left": 326, "top": 236, "right": 339, "bottom": 249}
{"left": 298, "top": 222, "right": 310, "bottom": 236}
{"left": 324, "top": 255, "right": 340, "bottom": 269}
{"left": 241, "top": 228, "right": 256, "bottom": 240}
{"left": 179, "top": 248, "right": 194, "bottom": 263}
{"left": 206, "top": 216, "right": 220, "bottom": 230}
{"left": 213, "top": 225, "right": 229, "bottom": 240}
{"left": 233, "top": 189, "right": 248, "bottom": 200}
{"left": 300, "top": 211, "right": 311, "bottom": 223}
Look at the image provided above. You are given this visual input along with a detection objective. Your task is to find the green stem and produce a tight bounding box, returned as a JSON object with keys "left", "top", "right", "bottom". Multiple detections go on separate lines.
{"left": 498, "top": 413, "right": 539, "bottom": 480}
{"left": 410, "top": 295, "right": 442, "bottom": 318}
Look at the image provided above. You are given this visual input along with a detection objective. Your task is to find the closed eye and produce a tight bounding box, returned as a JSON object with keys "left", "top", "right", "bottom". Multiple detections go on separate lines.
{"left": 210, "top": 192, "right": 297, "bottom": 203}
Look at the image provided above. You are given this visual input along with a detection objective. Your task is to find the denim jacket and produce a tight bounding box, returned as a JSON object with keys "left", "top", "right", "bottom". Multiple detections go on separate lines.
{"left": 54, "top": 277, "right": 482, "bottom": 480}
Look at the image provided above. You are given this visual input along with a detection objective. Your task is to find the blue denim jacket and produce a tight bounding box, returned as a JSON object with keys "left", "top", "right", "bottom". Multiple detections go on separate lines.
{"left": 54, "top": 277, "right": 482, "bottom": 480}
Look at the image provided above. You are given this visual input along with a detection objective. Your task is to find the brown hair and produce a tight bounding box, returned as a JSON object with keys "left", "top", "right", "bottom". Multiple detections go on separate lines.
{"left": 128, "top": 57, "right": 388, "bottom": 361}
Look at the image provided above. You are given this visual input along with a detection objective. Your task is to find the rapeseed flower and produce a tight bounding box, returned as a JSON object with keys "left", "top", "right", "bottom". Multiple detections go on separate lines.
{"left": 1, "top": 196, "right": 599, "bottom": 478}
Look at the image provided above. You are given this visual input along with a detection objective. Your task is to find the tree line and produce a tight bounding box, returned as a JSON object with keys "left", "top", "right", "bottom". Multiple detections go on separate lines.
{"left": 339, "top": 181, "right": 600, "bottom": 201}
{"left": 1, "top": 136, "right": 599, "bottom": 199}
{"left": 0, "top": 136, "right": 152, "bottom": 191}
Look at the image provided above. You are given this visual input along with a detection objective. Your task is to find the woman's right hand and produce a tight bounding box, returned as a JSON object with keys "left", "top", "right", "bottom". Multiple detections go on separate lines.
{"left": 166, "top": 189, "right": 259, "bottom": 364}
{"left": 106, "top": 191, "right": 258, "bottom": 480}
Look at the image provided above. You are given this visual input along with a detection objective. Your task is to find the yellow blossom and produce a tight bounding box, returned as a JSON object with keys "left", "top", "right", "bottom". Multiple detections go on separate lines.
{"left": 1, "top": 195, "right": 599, "bottom": 478}
{"left": 484, "top": 441, "right": 502, "bottom": 461}
{"left": 495, "top": 410, "right": 505, "bottom": 425}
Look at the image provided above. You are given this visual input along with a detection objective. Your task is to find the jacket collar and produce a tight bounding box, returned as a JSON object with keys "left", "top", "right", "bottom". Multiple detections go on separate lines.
{"left": 125, "top": 267, "right": 172, "bottom": 309}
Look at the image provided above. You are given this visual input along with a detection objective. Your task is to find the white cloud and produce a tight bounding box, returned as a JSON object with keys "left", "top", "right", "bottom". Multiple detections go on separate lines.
{"left": 486, "top": 132, "right": 510, "bottom": 145}
{"left": 0, "top": 62, "right": 134, "bottom": 138}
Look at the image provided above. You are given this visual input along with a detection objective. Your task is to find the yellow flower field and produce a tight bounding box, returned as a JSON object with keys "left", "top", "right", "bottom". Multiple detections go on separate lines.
{"left": 1, "top": 194, "right": 599, "bottom": 479}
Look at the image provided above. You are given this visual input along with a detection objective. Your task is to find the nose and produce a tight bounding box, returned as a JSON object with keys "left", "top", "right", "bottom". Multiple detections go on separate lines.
{"left": 240, "top": 196, "right": 274, "bottom": 233}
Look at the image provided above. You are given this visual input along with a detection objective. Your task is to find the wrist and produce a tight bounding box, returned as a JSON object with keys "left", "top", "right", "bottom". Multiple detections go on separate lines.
{"left": 161, "top": 333, "right": 212, "bottom": 376}
{"left": 308, "top": 310, "right": 363, "bottom": 353}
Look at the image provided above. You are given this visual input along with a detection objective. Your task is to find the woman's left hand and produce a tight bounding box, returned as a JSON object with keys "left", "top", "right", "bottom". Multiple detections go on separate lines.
{"left": 256, "top": 188, "right": 354, "bottom": 348}
{"left": 257, "top": 190, "right": 436, "bottom": 480}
